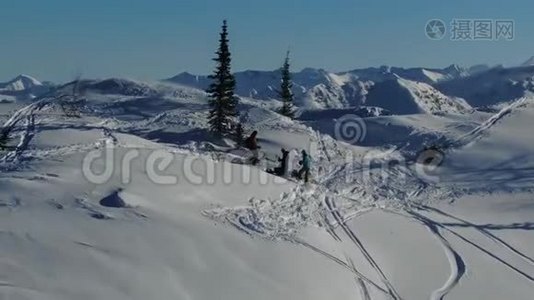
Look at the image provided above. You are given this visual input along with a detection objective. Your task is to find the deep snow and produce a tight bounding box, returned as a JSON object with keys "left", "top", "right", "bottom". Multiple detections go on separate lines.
{"left": 0, "top": 75, "right": 533, "bottom": 300}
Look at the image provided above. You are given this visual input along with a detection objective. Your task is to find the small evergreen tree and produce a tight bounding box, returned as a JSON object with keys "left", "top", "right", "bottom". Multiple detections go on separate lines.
{"left": 278, "top": 51, "right": 295, "bottom": 118}
{"left": 207, "top": 20, "right": 238, "bottom": 135}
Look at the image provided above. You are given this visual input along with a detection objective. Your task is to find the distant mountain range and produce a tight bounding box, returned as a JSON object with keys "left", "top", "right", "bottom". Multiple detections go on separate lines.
{"left": 3, "top": 58, "right": 534, "bottom": 116}
{"left": 165, "top": 64, "right": 481, "bottom": 110}
{"left": 166, "top": 61, "right": 534, "bottom": 111}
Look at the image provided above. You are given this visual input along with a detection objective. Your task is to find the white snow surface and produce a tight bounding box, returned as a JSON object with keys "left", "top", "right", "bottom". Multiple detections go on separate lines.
{"left": 0, "top": 78, "right": 533, "bottom": 300}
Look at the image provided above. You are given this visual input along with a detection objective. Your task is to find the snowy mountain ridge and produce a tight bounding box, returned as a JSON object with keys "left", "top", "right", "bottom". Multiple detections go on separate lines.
{"left": 166, "top": 61, "right": 534, "bottom": 110}
{"left": 166, "top": 64, "right": 471, "bottom": 110}
{"left": 364, "top": 76, "right": 472, "bottom": 115}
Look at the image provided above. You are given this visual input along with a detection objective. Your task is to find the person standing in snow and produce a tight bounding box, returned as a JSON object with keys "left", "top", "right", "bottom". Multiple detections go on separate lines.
{"left": 244, "top": 130, "right": 261, "bottom": 165}
{"left": 268, "top": 148, "right": 290, "bottom": 176}
{"left": 297, "top": 149, "right": 311, "bottom": 183}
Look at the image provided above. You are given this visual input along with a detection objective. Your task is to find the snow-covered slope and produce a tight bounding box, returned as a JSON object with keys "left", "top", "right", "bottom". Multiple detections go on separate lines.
{"left": 1, "top": 75, "right": 533, "bottom": 300}
{"left": 436, "top": 65, "right": 534, "bottom": 107}
{"left": 365, "top": 77, "right": 471, "bottom": 115}
{"left": 439, "top": 97, "right": 534, "bottom": 193}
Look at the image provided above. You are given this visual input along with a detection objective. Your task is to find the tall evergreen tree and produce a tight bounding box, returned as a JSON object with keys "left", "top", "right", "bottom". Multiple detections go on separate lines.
{"left": 278, "top": 51, "right": 295, "bottom": 118}
{"left": 207, "top": 20, "right": 238, "bottom": 135}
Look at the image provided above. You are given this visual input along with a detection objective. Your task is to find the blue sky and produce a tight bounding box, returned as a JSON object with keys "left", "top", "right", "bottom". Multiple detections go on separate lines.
{"left": 1, "top": 0, "right": 533, "bottom": 82}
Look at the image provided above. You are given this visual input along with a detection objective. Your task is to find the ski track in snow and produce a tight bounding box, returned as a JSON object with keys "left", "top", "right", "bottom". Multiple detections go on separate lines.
{"left": 398, "top": 210, "right": 466, "bottom": 300}
{"left": 347, "top": 256, "right": 371, "bottom": 300}
{"left": 408, "top": 210, "right": 534, "bottom": 283}
{"left": 449, "top": 97, "right": 530, "bottom": 148}
{"left": 324, "top": 196, "right": 401, "bottom": 299}
{"left": 1, "top": 115, "right": 36, "bottom": 164}
{"left": 356, "top": 277, "right": 371, "bottom": 300}
{"left": 295, "top": 239, "right": 391, "bottom": 297}
{"left": 0, "top": 94, "right": 127, "bottom": 171}
{"left": 419, "top": 205, "right": 534, "bottom": 266}
{"left": 206, "top": 98, "right": 534, "bottom": 299}
{"left": 3, "top": 92, "right": 534, "bottom": 299}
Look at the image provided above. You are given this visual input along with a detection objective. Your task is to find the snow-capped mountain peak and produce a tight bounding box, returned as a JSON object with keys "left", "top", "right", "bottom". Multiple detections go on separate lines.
{"left": 0, "top": 74, "right": 49, "bottom": 102}
{"left": 521, "top": 56, "right": 534, "bottom": 66}
{"left": 443, "top": 64, "right": 462, "bottom": 73}
{"left": 0, "top": 74, "right": 43, "bottom": 91}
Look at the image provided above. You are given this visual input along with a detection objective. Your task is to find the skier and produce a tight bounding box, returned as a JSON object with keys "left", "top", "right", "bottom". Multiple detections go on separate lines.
{"left": 295, "top": 149, "right": 311, "bottom": 183}
{"left": 244, "top": 130, "right": 261, "bottom": 165}
{"left": 267, "top": 148, "right": 290, "bottom": 176}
